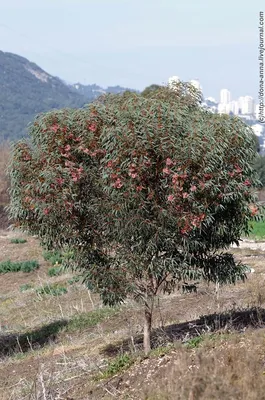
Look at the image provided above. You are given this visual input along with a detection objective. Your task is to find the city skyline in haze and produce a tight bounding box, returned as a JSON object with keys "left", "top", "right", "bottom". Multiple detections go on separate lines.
{"left": 0, "top": 0, "right": 264, "bottom": 100}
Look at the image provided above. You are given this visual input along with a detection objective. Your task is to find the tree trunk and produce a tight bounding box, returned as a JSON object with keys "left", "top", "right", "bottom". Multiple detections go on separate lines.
{"left": 143, "top": 301, "right": 153, "bottom": 355}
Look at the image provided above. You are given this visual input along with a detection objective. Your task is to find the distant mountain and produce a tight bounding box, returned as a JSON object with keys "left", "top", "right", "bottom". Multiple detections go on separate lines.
{"left": 0, "top": 51, "right": 90, "bottom": 142}
{"left": 0, "top": 51, "right": 137, "bottom": 142}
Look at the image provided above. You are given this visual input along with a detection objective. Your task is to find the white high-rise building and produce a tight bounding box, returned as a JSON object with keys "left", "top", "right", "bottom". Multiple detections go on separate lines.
{"left": 220, "top": 89, "right": 231, "bottom": 104}
{"left": 240, "top": 96, "right": 255, "bottom": 115}
{"left": 229, "top": 101, "right": 240, "bottom": 115}
{"left": 168, "top": 76, "right": 180, "bottom": 89}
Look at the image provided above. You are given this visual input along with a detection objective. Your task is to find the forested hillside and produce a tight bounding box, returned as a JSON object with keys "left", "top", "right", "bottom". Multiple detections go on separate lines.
{"left": 0, "top": 51, "right": 135, "bottom": 142}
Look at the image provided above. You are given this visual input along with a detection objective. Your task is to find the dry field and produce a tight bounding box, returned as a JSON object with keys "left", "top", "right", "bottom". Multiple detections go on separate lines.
{"left": 1, "top": 229, "right": 265, "bottom": 399}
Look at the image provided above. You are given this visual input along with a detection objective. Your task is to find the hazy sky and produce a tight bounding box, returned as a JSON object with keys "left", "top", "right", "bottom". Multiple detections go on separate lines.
{"left": 0, "top": 0, "right": 264, "bottom": 100}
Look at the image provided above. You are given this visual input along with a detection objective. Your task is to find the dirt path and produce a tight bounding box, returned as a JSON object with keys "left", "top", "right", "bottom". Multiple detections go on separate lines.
{"left": 1, "top": 229, "right": 265, "bottom": 250}
{"left": 231, "top": 239, "right": 265, "bottom": 251}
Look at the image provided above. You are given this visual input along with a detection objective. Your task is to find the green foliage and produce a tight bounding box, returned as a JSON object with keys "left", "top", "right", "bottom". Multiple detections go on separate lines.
{"left": 185, "top": 335, "right": 205, "bottom": 349}
{"left": 43, "top": 250, "right": 64, "bottom": 266}
{"left": 149, "top": 344, "right": 175, "bottom": 357}
{"left": 10, "top": 238, "right": 27, "bottom": 244}
{"left": 8, "top": 82, "right": 262, "bottom": 351}
{"left": 68, "top": 275, "right": 80, "bottom": 285}
{"left": 35, "top": 283, "right": 67, "bottom": 296}
{"left": 47, "top": 266, "right": 63, "bottom": 277}
{"left": 141, "top": 84, "right": 163, "bottom": 98}
{"left": 96, "top": 353, "right": 135, "bottom": 380}
{"left": 0, "top": 260, "right": 39, "bottom": 274}
{"left": 20, "top": 283, "right": 34, "bottom": 292}
{"left": 248, "top": 220, "right": 265, "bottom": 239}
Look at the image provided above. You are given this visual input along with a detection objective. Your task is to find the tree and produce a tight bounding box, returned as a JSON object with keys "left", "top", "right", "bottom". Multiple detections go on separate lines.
{"left": 8, "top": 84, "right": 261, "bottom": 354}
{"left": 141, "top": 84, "right": 163, "bottom": 97}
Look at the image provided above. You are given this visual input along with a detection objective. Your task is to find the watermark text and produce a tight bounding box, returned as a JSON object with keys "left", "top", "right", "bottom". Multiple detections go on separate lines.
{"left": 259, "top": 11, "right": 264, "bottom": 123}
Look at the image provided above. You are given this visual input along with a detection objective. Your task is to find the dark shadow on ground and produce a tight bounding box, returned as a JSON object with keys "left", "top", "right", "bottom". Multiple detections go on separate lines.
{"left": 0, "top": 319, "right": 68, "bottom": 357}
{"left": 101, "top": 307, "right": 265, "bottom": 356}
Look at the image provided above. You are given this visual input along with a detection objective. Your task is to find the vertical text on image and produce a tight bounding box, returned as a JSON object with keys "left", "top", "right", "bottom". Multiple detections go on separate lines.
{"left": 259, "top": 11, "right": 264, "bottom": 123}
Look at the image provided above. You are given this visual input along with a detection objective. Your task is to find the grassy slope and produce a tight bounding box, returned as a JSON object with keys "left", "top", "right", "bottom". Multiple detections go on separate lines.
{"left": 248, "top": 220, "right": 265, "bottom": 240}
{"left": 1, "top": 232, "right": 265, "bottom": 399}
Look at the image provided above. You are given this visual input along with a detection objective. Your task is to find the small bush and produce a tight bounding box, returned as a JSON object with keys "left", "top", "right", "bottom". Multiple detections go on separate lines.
{"left": 96, "top": 354, "right": 135, "bottom": 380}
{"left": 48, "top": 266, "right": 63, "bottom": 277}
{"left": 43, "top": 250, "right": 63, "bottom": 266}
{"left": 20, "top": 283, "right": 34, "bottom": 292}
{"left": 35, "top": 283, "right": 68, "bottom": 297}
{"left": 184, "top": 335, "right": 205, "bottom": 349}
{"left": 149, "top": 344, "right": 175, "bottom": 358}
{"left": 0, "top": 260, "right": 39, "bottom": 274}
{"left": 10, "top": 238, "right": 27, "bottom": 244}
{"left": 68, "top": 275, "right": 80, "bottom": 285}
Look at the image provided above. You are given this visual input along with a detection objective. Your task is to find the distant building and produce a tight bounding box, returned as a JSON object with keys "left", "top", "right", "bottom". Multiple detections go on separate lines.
{"left": 241, "top": 96, "right": 255, "bottom": 115}
{"left": 220, "top": 89, "right": 231, "bottom": 104}
{"left": 229, "top": 101, "right": 240, "bottom": 115}
{"left": 218, "top": 103, "right": 230, "bottom": 114}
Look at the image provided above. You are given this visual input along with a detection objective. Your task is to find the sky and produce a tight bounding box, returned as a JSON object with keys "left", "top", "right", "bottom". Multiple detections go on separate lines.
{"left": 0, "top": 0, "right": 264, "bottom": 101}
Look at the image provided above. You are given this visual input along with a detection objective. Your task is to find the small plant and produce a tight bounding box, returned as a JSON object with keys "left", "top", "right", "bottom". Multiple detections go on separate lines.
{"left": 10, "top": 238, "right": 27, "bottom": 244}
{"left": 43, "top": 250, "right": 63, "bottom": 266}
{"left": 67, "top": 275, "right": 80, "bottom": 285}
{"left": 20, "top": 261, "right": 40, "bottom": 273}
{"left": 184, "top": 335, "right": 205, "bottom": 349}
{"left": 96, "top": 353, "right": 134, "bottom": 380}
{"left": 20, "top": 283, "right": 34, "bottom": 292}
{"left": 0, "top": 260, "right": 39, "bottom": 274}
{"left": 35, "top": 283, "right": 68, "bottom": 297}
{"left": 48, "top": 266, "right": 63, "bottom": 277}
{"left": 149, "top": 344, "right": 175, "bottom": 358}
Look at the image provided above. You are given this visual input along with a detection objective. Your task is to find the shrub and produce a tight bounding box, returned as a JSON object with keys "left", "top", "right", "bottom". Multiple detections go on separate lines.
{"left": 35, "top": 283, "right": 67, "bottom": 296}
{"left": 68, "top": 275, "right": 80, "bottom": 285}
{"left": 43, "top": 250, "right": 63, "bottom": 266}
{"left": 48, "top": 266, "right": 63, "bottom": 277}
{"left": 96, "top": 353, "right": 135, "bottom": 380}
{"left": 10, "top": 238, "right": 27, "bottom": 244}
{"left": 0, "top": 260, "right": 39, "bottom": 273}
{"left": 20, "top": 283, "right": 34, "bottom": 292}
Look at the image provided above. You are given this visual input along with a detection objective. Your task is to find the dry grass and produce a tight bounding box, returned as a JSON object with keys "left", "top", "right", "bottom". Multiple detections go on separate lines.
{"left": 114, "top": 330, "right": 265, "bottom": 400}
{"left": 1, "top": 231, "right": 265, "bottom": 399}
